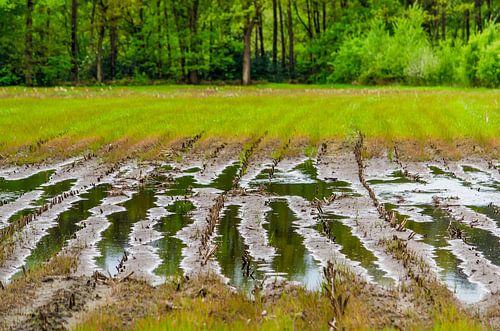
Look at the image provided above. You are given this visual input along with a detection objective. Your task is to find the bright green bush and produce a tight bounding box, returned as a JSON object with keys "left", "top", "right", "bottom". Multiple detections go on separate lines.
{"left": 329, "top": 37, "right": 363, "bottom": 83}
{"left": 329, "top": 6, "right": 499, "bottom": 87}
{"left": 476, "top": 40, "right": 499, "bottom": 87}
{"left": 458, "top": 24, "right": 499, "bottom": 87}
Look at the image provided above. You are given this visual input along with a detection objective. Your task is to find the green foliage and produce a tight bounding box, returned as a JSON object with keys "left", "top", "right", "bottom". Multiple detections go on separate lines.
{"left": 0, "top": 0, "right": 497, "bottom": 87}
{"left": 329, "top": 6, "right": 499, "bottom": 87}
{"left": 0, "top": 86, "right": 497, "bottom": 164}
{"left": 460, "top": 23, "right": 499, "bottom": 87}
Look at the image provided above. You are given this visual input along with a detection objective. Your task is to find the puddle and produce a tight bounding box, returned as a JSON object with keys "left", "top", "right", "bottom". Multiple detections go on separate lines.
{"left": 462, "top": 166, "right": 481, "bottom": 173}
{"left": 0, "top": 169, "right": 55, "bottom": 203}
{"left": 95, "top": 187, "right": 156, "bottom": 275}
{"left": 20, "top": 184, "right": 110, "bottom": 273}
{"left": 390, "top": 205, "right": 488, "bottom": 303}
{"left": 316, "top": 213, "right": 393, "bottom": 286}
{"left": 469, "top": 205, "right": 500, "bottom": 228}
{"left": 216, "top": 205, "right": 263, "bottom": 289}
{"left": 184, "top": 167, "right": 202, "bottom": 173}
{"left": 430, "top": 165, "right": 500, "bottom": 191}
{"left": 7, "top": 179, "right": 76, "bottom": 223}
{"left": 264, "top": 200, "right": 323, "bottom": 290}
{"left": 367, "top": 170, "right": 419, "bottom": 185}
{"left": 251, "top": 160, "right": 352, "bottom": 201}
{"left": 210, "top": 163, "right": 240, "bottom": 191}
{"left": 163, "top": 163, "right": 240, "bottom": 195}
{"left": 153, "top": 200, "right": 195, "bottom": 276}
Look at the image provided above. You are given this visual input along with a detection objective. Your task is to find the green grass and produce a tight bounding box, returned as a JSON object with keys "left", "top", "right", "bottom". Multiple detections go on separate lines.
{"left": 0, "top": 85, "right": 498, "bottom": 163}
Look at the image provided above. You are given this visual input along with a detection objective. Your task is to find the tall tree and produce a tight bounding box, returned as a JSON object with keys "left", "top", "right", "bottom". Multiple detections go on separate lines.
{"left": 96, "top": 0, "right": 107, "bottom": 83}
{"left": 71, "top": 0, "right": 79, "bottom": 84}
{"left": 279, "top": 0, "right": 286, "bottom": 68}
{"left": 272, "top": 0, "right": 278, "bottom": 71}
{"left": 242, "top": 0, "right": 260, "bottom": 85}
{"left": 109, "top": 0, "right": 119, "bottom": 80}
{"left": 242, "top": 2, "right": 254, "bottom": 85}
{"left": 25, "top": 0, "right": 34, "bottom": 86}
{"left": 287, "top": 0, "right": 294, "bottom": 76}
{"left": 475, "top": 0, "right": 482, "bottom": 32}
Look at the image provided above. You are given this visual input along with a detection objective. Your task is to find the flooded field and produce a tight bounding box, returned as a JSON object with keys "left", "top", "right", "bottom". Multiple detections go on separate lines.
{"left": 0, "top": 144, "right": 499, "bottom": 329}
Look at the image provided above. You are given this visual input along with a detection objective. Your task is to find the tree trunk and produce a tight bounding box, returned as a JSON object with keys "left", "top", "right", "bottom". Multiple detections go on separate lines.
{"left": 433, "top": 7, "right": 439, "bottom": 41}
{"left": 306, "top": 0, "right": 313, "bottom": 38}
{"left": 97, "top": 23, "right": 104, "bottom": 83}
{"left": 156, "top": 0, "right": 162, "bottom": 79}
{"left": 172, "top": 4, "right": 186, "bottom": 80}
{"left": 71, "top": 0, "right": 79, "bottom": 84}
{"left": 287, "top": 0, "right": 295, "bottom": 76}
{"left": 464, "top": 9, "right": 470, "bottom": 41}
{"left": 25, "top": 0, "right": 34, "bottom": 86}
{"left": 187, "top": 0, "right": 200, "bottom": 84}
{"left": 441, "top": 9, "right": 446, "bottom": 41}
{"left": 259, "top": 13, "right": 265, "bottom": 59}
{"left": 322, "top": 0, "right": 326, "bottom": 32}
{"left": 279, "top": 0, "right": 286, "bottom": 68}
{"left": 272, "top": 0, "right": 278, "bottom": 71}
{"left": 163, "top": 0, "right": 172, "bottom": 70}
{"left": 254, "top": 24, "right": 259, "bottom": 58}
{"left": 108, "top": 1, "right": 118, "bottom": 81}
{"left": 109, "top": 17, "right": 118, "bottom": 80}
{"left": 242, "top": 24, "right": 252, "bottom": 86}
{"left": 475, "top": 0, "right": 482, "bottom": 32}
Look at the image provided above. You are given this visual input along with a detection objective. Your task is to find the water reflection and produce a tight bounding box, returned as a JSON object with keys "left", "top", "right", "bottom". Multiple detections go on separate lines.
{"left": 264, "top": 200, "right": 323, "bottom": 290}
{"left": 7, "top": 179, "right": 76, "bottom": 224}
{"left": 317, "top": 213, "right": 393, "bottom": 286}
{"left": 0, "top": 169, "right": 54, "bottom": 203}
{"left": 251, "top": 160, "right": 351, "bottom": 201}
{"left": 22, "top": 184, "right": 110, "bottom": 272}
{"left": 96, "top": 187, "right": 156, "bottom": 275}
{"left": 154, "top": 200, "right": 195, "bottom": 276}
{"left": 391, "top": 205, "right": 489, "bottom": 303}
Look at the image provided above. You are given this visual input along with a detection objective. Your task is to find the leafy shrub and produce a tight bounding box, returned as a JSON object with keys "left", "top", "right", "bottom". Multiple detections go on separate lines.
{"left": 0, "top": 66, "right": 20, "bottom": 86}
{"left": 458, "top": 23, "right": 499, "bottom": 87}
{"left": 405, "top": 46, "right": 439, "bottom": 85}
{"left": 476, "top": 40, "right": 499, "bottom": 87}
{"left": 329, "top": 37, "right": 363, "bottom": 83}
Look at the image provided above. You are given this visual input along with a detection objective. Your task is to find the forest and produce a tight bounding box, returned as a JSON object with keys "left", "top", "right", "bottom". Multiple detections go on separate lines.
{"left": 0, "top": 0, "right": 498, "bottom": 87}
{"left": 1, "top": 2, "right": 500, "bottom": 331}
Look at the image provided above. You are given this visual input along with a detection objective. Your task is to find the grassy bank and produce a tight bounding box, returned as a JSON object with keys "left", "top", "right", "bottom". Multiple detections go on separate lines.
{"left": 0, "top": 85, "right": 498, "bottom": 163}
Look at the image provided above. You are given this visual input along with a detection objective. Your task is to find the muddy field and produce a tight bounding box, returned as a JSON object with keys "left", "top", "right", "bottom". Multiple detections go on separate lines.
{"left": 0, "top": 139, "right": 499, "bottom": 329}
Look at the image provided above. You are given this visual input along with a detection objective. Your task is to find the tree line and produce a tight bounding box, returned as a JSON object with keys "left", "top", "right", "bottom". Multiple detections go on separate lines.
{"left": 0, "top": 0, "right": 498, "bottom": 87}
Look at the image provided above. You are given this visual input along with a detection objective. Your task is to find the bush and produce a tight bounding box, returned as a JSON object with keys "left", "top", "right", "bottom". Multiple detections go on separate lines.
{"left": 329, "top": 37, "right": 363, "bottom": 83}
{"left": 434, "top": 41, "right": 461, "bottom": 85}
{"left": 458, "top": 23, "right": 499, "bottom": 87}
{"left": 0, "top": 66, "right": 20, "bottom": 86}
{"left": 405, "top": 46, "right": 439, "bottom": 85}
{"left": 476, "top": 40, "right": 499, "bottom": 87}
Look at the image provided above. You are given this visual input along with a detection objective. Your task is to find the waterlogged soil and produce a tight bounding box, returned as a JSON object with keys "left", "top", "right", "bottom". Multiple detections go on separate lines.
{"left": 250, "top": 159, "right": 352, "bottom": 201}
{"left": 315, "top": 213, "right": 393, "bottom": 286}
{"left": 153, "top": 200, "right": 195, "bottom": 276}
{"left": 95, "top": 187, "right": 156, "bottom": 275}
{"left": 389, "top": 205, "right": 488, "bottom": 303}
{"left": 263, "top": 200, "right": 323, "bottom": 290}
{"left": 20, "top": 184, "right": 111, "bottom": 274}
{"left": 0, "top": 169, "right": 55, "bottom": 204}
{"left": 7, "top": 179, "right": 76, "bottom": 224}
{"left": 1, "top": 154, "right": 499, "bottom": 326}
{"left": 215, "top": 205, "right": 264, "bottom": 289}
{"left": 367, "top": 160, "right": 500, "bottom": 303}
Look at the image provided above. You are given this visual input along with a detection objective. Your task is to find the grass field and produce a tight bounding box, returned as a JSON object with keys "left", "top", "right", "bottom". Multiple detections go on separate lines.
{"left": 0, "top": 85, "right": 498, "bottom": 163}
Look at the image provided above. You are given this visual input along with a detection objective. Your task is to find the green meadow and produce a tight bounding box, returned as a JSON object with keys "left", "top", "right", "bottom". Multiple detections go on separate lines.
{"left": 0, "top": 85, "right": 498, "bottom": 163}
